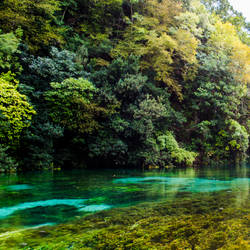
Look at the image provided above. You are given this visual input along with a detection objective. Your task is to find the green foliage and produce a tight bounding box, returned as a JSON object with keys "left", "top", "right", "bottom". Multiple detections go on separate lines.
{"left": 157, "top": 132, "right": 198, "bottom": 167}
{"left": 133, "top": 95, "right": 169, "bottom": 138}
{"left": 88, "top": 55, "right": 188, "bottom": 168}
{"left": 0, "top": 73, "right": 35, "bottom": 145}
{"left": 16, "top": 47, "right": 87, "bottom": 170}
{"left": 219, "top": 119, "right": 249, "bottom": 154}
{"left": 0, "top": 145, "right": 18, "bottom": 172}
{"left": 0, "top": 0, "right": 249, "bottom": 169}
{"left": 181, "top": 14, "right": 250, "bottom": 164}
{"left": 201, "top": 0, "right": 250, "bottom": 45}
{"left": 22, "top": 47, "right": 86, "bottom": 89}
{"left": 0, "top": 29, "right": 22, "bottom": 73}
{"left": 88, "top": 130, "right": 128, "bottom": 166}
{"left": 45, "top": 78, "right": 114, "bottom": 134}
{"left": 61, "top": 0, "right": 124, "bottom": 45}
{"left": 112, "top": 0, "right": 199, "bottom": 99}
{"left": 19, "top": 120, "right": 64, "bottom": 170}
{"left": 0, "top": 0, "right": 64, "bottom": 52}
{"left": 208, "top": 20, "right": 250, "bottom": 84}
{"left": 227, "top": 120, "right": 249, "bottom": 153}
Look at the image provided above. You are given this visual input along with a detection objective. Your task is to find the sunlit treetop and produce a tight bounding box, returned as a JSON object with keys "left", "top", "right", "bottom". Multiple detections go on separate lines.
{"left": 208, "top": 20, "right": 250, "bottom": 85}
{"left": 111, "top": 0, "right": 199, "bottom": 100}
{"left": 0, "top": 72, "right": 36, "bottom": 145}
{"left": 0, "top": 0, "right": 63, "bottom": 52}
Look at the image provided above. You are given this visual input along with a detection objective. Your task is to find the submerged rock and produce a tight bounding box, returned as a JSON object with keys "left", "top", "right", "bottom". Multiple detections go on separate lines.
{"left": 0, "top": 199, "right": 87, "bottom": 219}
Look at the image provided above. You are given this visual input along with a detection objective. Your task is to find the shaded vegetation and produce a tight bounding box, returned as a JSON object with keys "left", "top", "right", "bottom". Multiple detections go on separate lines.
{"left": 0, "top": 0, "right": 249, "bottom": 172}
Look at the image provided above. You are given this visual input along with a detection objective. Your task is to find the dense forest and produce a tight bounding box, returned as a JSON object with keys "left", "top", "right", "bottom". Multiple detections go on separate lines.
{"left": 0, "top": 0, "right": 249, "bottom": 172}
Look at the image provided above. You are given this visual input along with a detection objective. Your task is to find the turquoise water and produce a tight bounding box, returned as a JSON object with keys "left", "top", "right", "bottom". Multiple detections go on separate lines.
{"left": 0, "top": 165, "right": 249, "bottom": 234}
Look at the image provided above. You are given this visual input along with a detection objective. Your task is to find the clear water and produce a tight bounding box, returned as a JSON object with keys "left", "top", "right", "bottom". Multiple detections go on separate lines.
{"left": 0, "top": 164, "right": 249, "bottom": 234}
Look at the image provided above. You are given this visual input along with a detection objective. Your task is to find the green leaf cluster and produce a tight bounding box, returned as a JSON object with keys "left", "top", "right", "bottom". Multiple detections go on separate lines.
{"left": 0, "top": 73, "right": 35, "bottom": 144}
{"left": 45, "top": 78, "right": 115, "bottom": 134}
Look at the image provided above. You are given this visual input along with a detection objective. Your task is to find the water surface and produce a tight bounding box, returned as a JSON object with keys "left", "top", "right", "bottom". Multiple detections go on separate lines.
{"left": 0, "top": 164, "right": 249, "bottom": 234}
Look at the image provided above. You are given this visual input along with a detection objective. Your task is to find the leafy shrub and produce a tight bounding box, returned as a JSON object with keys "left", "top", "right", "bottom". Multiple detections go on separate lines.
{"left": 157, "top": 131, "right": 198, "bottom": 167}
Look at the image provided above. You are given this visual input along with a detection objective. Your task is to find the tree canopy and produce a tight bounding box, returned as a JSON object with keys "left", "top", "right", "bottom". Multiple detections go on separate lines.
{"left": 0, "top": 0, "right": 249, "bottom": 171}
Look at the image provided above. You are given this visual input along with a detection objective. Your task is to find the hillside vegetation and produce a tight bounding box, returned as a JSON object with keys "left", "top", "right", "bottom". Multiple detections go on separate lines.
{"left": 0, "top": 0, "right": 249, "bottom": 172}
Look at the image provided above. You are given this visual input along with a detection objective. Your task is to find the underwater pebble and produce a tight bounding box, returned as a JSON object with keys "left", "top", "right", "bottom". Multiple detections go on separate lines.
{"left": 19, "top": 243, "right": 28, "bottom": 247}
{"left": 39, "top": 231, "right": 49, "bottom": 237}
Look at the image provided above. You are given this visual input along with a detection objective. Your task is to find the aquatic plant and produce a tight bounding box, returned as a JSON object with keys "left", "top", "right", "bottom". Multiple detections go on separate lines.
{"left": 0, "top": 190, "right": 248, "bottom": 249}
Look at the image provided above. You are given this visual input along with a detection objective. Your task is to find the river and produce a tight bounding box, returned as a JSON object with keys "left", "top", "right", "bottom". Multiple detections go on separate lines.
{"left": 0, "top": 164, "right": 249, "bottom": 249}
